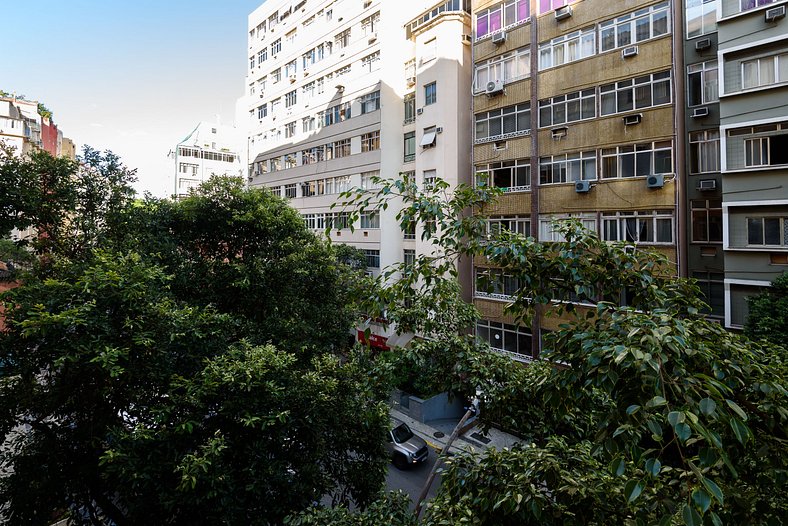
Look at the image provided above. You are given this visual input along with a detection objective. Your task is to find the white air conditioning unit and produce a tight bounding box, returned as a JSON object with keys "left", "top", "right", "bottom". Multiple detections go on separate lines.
{"left": 647, "top": 174, "right": 664, "bottom": 188}
{"left": 416, "top": 107, "right": 424, "bottom": 115}
{"left": 692, "top": 107, "right": 709, "bottom": 118}
{"left": 485, "top": 79, "right": 505, "bottom": 96}
{"left": 406, "top": 76, "right": 416, "bottom": 86}
{"left": 555, "top": 5, "right": 573, "bottom": 20}
{"left": 695, "top": 38, "right": 712, "bottom": 51}
{"left": 765, "top": 5, "right": 786, "bottom": 21}
{"left": 698, "top": 179, "right": 717, "bottom": 191}
{"left": 623, "top": 113, "right": 642, "bottom": 126}
{"left": 462, "top": 34, "right": 472, "bottom": 45}
{"left": 622, "top": 46, "right": 638, "bottom": 58}
{"left": 492, "top": 31, "right": 507, "bottom": 45}
{"left": 551, "top": 126, "right": 568, "bottom": 139}
{"left": 436, "top": 126, "right": 444, "bottom": 134}
{"left": 575, "top": 180, "right": 591, "bottom": 193}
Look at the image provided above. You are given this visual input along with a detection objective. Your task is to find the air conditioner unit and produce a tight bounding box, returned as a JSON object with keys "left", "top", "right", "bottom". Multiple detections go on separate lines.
{"left": 555, "top": 5, "right": 573, "bottom": 20}
{"left": 436, "top": 126, "right": 444, "bottom": 134}
{"left": 698, "top": 179, "right": 717, "bottom": 191}
{"left": 622, "top": 46, "right": 638, "bottom": 58}
{"left": 406, "top": 76, "right": 416, "bottom": 86}
{"left": 462, "top": 34, "right": 472, "bottom": 45}
{"left": 485, "top": 79, "right": 505, "bottom": 96}
{"left": 692, "top": 107, "right": 709, "bottom": 118}
{"left": 575, "top": 180, "right": 591, "bottom": 193}
{"left": 695, "top": 38, "right": 712, "bottom": 51}
{"left": 368, "top": 32, "right": 378, "bottom": 43}
{"left": 289, "top": 75, "right": 297, "bottom": 82}
{"left": 623, "top": 113, "right": 642, "bottom": 126}
{"left": 416, "top": 107, "right": 424, "bottom": 115}
{"left": 492, "top": 31, "right": 507, "bottom": 45}
{"left": 551, "top": 126, "right": 568, "bottom": 139}
{"left": 765, "top": 5, "right": 786, "bottom": 21}
{"left": 647, "top": 174, "right": 664, "bottom": 188}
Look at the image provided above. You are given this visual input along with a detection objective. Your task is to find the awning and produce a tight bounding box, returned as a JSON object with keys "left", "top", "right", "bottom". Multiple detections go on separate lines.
{"left": 420, "top": 131, "right": 436, "bottom": 147}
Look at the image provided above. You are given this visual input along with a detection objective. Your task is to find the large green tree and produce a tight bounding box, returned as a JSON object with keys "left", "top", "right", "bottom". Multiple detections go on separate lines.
{"left": 745, "top": 271, "right": 788, "bottom": 347}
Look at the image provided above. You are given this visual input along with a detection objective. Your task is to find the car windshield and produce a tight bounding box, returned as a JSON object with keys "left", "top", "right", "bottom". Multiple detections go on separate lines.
{"left": 392, "top": 423, "right": 414, "bottom": 443}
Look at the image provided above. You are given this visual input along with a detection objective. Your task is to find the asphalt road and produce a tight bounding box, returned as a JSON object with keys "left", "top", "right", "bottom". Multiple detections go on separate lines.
{"left": 385, "top": 444, "right": 443, "bottom": 509}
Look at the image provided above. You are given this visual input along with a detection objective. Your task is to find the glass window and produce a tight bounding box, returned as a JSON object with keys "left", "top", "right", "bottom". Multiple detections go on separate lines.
{"left": 538, "top": 28, "right": 596, "bottom": 70}
{"left": 404, "top": 132, "right": 416, "bottom": 162}
{"left": 425, "top": 82, "right": 437, "bottom": 105}
{"left": 474, "top": 47, "right": 530, "bottom": 92}
{"left": 599, "top": 2, "right": 670, "bottom": 52}
{"left": 688, "top": 60, "right": 719, "bottom": 106}
{"left": 689, "top": 130, "right": 720, "bottom": 174}
{"left": 686, "top": 0, "right": 717, "bottom": 38}
{"left": 476, "top": 0, "right": 530, "bottom": 40}
{"left": 475, "top": 103, "right": 531, "bottom": 142}
{"left": 691, "top": 199, "right": 723, "bottom": 242}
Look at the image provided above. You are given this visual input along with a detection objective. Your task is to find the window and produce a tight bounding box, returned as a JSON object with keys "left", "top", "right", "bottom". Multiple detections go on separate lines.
{"left": 599, "top": 2, "right": 670, "bottom": 53}
{"left": 321, "top": 103, "right": 351, "bottom": 126}
{"left": 272, "top": 68, "right": 282, "bottom": 83}
{"left": 360, "top": 91, "right": 380, "bottom": 113}
{"left": 335, "top": 64, "right": 351, "bottom": 77}
{"left": 600, "top": 71, "right": 671, "bottom": 115}
{"left": 257, "top": 104, "right": 268, "bottom": 120}
{"left": 689, "top": 130, "right": 720, "bottom": 173}
{"left": 539, "top": 151, "right": 596, "bottom": 184}
{"left": 691, "top": 199, "right": 723, "bottom": 243}
{"left": 476, "top": 1, "right": 530, "bottom": 40}
{"left": 474, "top": 47, "right": 530, "bottom": 92}
{"left": 424, "top": 82, "right": 437, "bottom": 105}
{"left": 538, "top": 0, "right": 577, "bottom": 15}
{"left": 362, "top": 12, "right": 380, "bottom": 35}
{"left": 727, "top": 122, "right": 788, "bottom": 169}
{"left": 284, "top": 153, "right": 297, "bottom": 168}
{"left": 361, "top": 131, "right": 380, "bottom": 152}
{"left": 421, "top": 126, "right": 437, "bottom": 149}
{"left": 741, "top": 53, "right": 788, "bottom": 90}
{"left": 250, "top": 56, "right": 256, "bottom": 70}
{"left": 687, "top": 0, "right": 717, "bottom": 38}
{"left": 271, "top": 38, "right": 281, "bottom": 55}
{"left": 601, "top": 141, "right": 673, "bottom": 178}
{"left": 538, "top": 89, "right": 595, "bottom": 127}
{"left": 475, "top": 103, "right": 531, "bottom": 142}
{"left": 270, "top": 185, "right": 282, "bottom": 197}
{"left": 487, "top": 215, "right": 531, "bottom": 236}
{"left": 476, "top": 320, "right": 532, "bottom": 361}
{"left": 477, "top": 159, "right": 531, "bottom": 192}
{"left": 285, "top": 60, "right": 297, "bottom": 77}
{"left": 270, "top": 156, "right": 282, "bottom": 172}
{"left": 540, "top": 214, "right": 597, "bottom": 242}
{"left": 302, "top": 116, "right": 316, "bottom": 134}
{"left": 403, "top": 249, "right": 416, "bottom": 267}
{"left": 361, "top": 170, "right": 381, "bottom": 190}
{"left": 302, "top": 81, "right": 315, "bottom": 100}
{"left": 335, "top": 29, "right": 351, "bottom": 49}
{"left": 302, "top": 181, "right": 318, "bottom": 197}
{"left": 271, "top": 98, "right": 281, "bottom": 115}
{"left": 538, "top": 28, "right": 596, "bottom": 70}
{"left": 178, "top": 163, "right": 198, "bottom": 174}
{"left": 747, "top": 216, "right": 788, "bottom": 246}
{"left": 363, "top": 249, "right": 380, "bottom": 268}
{"left": 284, "top": 121, "right": 296, "bottom": 138}
{"left": 423, "top": 169, "right": 437, "bottom": 190}
{"left": 285, "top": 29, "right": 297, "bottom": 44}
{"left": 740, "top": 0, "right": 778, "bottom": 12}
{"left": 745, "top": 137, "right": 769, "bottom": 167}
{"left": 358, "top": 51, "right": 380, "bottom": 73}
{"left": 329, "top": 212, "right": 351, "bottom": 230}
{"left": 692, "top": 271, "right": 724, "bottom": 318}
{"left": 688, "top": 60, "right": 719, "bottom": 106}
{"left": 405, "top": 58, "right": 416, "bottom": 80}
{"left": 475, "top": 268, "right": 521, "bottom": 299}
{"left": 602, "top": 210, "right": 674, "bottom": 244}
{"left": 284, "top": 184, "right": 297, "bottom": 198}
{"left": 285, "top": 90, "right": 297, "bottom": 107}
{"left": 302, "top": 145, "right": 324, "bottom": 164}
{"left": 360, "top": 211, "right": 380, "bottom": 229}
{"left": 327, "top": 138, "right": 351, "bottom": 159}
{"left": 406, "top": 0, "right": 470, "bottom": 37}
{"left": 404, "top": 93, "right": 416, "bottom": 124}
{"left": 404, "top": 132, "right": 416, "bottom": 162}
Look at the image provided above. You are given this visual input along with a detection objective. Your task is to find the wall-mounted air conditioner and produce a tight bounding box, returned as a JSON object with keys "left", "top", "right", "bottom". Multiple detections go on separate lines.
{"left": 485, "top": 79, "right": 505, "bottom": 96}
{"left": 695, "top": 38, "right": 711, "bottom": 51}
{"left": 462, "top": 34, "right": 472, "bottom": 45}
{"left": 416, "top": 107, "right": 424, "bottom": 115}
{"left": 698, "top": 179, "right": 717, "bottom": 191}
{"left": 555, "top": 5, "right": 572, "bottom": 20}
{"left": 692, "top": 107, "right": 709, "bottom": 118}
{"left": 406, "top": 76, "right": 416, "bottom": 86}
{"left": 647, "top": 174, "right": 664, "bottom": 188}
{"left": 622, "top": 46, "right": 638, "bottom": 58}
{"left": 436, "top": 126, "right": 444, "bottom": 134}
{"left": 623, "top": 114, "right": 642, "bottom": 126}
{"left": 492, "top": 31, "right": 507, "bottom": 45}
{"left": 551, "top": 126, "right": 568, "bottom": 139}
{"left": 575, "top": 180, "right": 591, "bottom": 193}
{"left": 765, "top": 5, "right": 786, "bottom": 21}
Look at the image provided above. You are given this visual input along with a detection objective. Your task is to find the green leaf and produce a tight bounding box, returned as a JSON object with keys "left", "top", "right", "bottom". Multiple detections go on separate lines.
{"left": 725, "top": 399, "right": 747, "bottom": 421}
{"left": 667, "top": 411, "right": 685, "bottom": 426}
{"left": 609, "top": 457, "right": 626, "bottom": 477}
{"left": 626, "top": 404, "right": 641, "bottom": 416}
{"left": 647, "top": 419, "right": 663, "bottom": 437}
{"left": 702, "top": 477, "right": 724, "bottom": 505}
{"left": 692, "top": 488, "right": 711, "bottom": 513}
{"left": 646, "top": 395, "right": 667, "bottom": 408}
{"left": 674, "top": 422, "right": 691, "bottom": 442}
{"left": 709, "top": 512, "right": 723, "bottom": 526}
{"left": 645, "top": 458, "right": 661, "bottom": 477}
{"left": 682, "top": 504, "right": 702, "bottom": 526}
{"left": 624, "top": 479, "right": 644, "bottom": 503}
{"left": 699, "top": 398, "right": 716, "bottom": 416}
{"left": 729, "top": 418, "right": 750, "bottom": 445}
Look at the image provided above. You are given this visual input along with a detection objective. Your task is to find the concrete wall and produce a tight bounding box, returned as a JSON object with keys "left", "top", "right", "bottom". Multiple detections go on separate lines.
{"left": 390, "top": 389, "right": 467, "bottom": 423}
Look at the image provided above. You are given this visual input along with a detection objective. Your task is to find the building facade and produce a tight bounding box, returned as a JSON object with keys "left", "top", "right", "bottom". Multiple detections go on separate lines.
{"left": 172, "top": 122, "right": 244, "bottom": 199}
{"left": 243, "top": 0, "right": 473, "bottom": 288}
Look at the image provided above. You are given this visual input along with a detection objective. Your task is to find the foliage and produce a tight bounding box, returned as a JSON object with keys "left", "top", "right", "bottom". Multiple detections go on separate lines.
{"left": 36, "top": 103, "right": 52, "bottom": 120}
{"left": 745, "top": 271, "right": 788, "bottom": 348}
{"left": 284, "top": 491, "right": 416, "bottom": 526}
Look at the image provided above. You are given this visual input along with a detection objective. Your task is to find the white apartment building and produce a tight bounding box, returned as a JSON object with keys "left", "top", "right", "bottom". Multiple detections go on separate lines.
{"left": 172, "top": 122, "right": 244, "bottom": 199}
{"left": 243, "top": 0, "right": 473, "bottom": 304}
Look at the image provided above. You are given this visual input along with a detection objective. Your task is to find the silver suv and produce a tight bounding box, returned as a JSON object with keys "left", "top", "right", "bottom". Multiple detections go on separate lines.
{"left": 386, "top": 422, "right": 429, "bottom": 470}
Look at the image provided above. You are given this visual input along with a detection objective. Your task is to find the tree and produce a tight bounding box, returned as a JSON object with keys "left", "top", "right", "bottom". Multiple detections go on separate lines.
{"left": 745, "top": 271, "right": 788, "bottom": 347}
{"left": 326, "top": 175, "right": 788, "bottom": 525}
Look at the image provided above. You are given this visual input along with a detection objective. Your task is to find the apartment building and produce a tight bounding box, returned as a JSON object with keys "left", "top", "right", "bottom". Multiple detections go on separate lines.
{"left": 172, "top": 121, "right": 244, "bottom": 199}
{"left": 243, "top": 1, "right": 473, "bottom": 298}
{"left": 0, "top": 97, "right": 44, "bottom": 156}
{"left": 472, "top": 0, "right": 682, "bottom": 360}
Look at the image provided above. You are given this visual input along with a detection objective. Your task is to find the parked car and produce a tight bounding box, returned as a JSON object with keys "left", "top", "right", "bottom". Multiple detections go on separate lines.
{"left": 386, "top": 422, "right": 429, "bottom": 470}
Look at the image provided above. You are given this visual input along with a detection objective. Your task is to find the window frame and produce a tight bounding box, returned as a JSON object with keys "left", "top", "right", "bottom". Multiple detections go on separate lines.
{"left": 424, "top": 81, "right": 437, "bottom": 105}
{"left": 538, "top": 88, "right": 596, "bottom": 127}
{"left": 687, "top": 60, "right": 719, "bottom": 106}
{"left": 600, "top": 71, "right": 672, "bottom": 115}
{"left": 598, "top": 2, "right": 670, "bottom": 53}
{"left": 475, "top": 0, "right": 530, "bottom": 41}
{"left": 601, "top": 141, "right": 673, "bottom": 179}
{"left": 689, "top": 130, "right": 720, "bottom": 174}
{"left": 474, "top": 46, "right": 531, "bottom": 93}
{"left": 475, "top": 102, "right": 531, "bottom": 143}
{"left": 538, "top": 27, "right": 596, "bottom": 71}
{"left": 601, "top": 210, "right": 675, "bottom": 245}
{"left": 691, "top": 199, "right": 723, "bottom": 243}
{"left": 538, "top": 151, "right": 597, "bottom": 185}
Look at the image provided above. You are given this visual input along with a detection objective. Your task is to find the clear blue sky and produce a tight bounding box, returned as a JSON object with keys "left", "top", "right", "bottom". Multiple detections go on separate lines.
{"left": 0, "top": 0, "right": 263, "bottom": 197}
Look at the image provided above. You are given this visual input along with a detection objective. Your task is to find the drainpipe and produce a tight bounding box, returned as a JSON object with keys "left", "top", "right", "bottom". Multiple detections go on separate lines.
{"left": 673, "top": 0, "right": 688, "bottom": 277}
{"left": 529, "top": 0, "right": 542, "bottom": 358}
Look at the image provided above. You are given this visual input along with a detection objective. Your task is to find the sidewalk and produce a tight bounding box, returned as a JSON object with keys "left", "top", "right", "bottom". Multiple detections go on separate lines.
{"left": 390, "top": 407, "right": 522, "bottom": 456}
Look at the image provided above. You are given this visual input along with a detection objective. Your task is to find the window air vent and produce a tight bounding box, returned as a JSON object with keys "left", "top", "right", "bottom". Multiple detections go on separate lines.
{"left": 765, "top": 5, "right": 786, "bottom": 21}
{"left": 492, "top": 31, "right": 507, "bottom": 44}
{"left": 555, "top": 5, "right": 572, "bottom": 20}
{"left": 698, "top": 179, "right": 717, "bottom": 191}
{"left": 622, "top": 46, "right": 638, "bottom": 58}
{"left": 692, "top": 107, "right": 709, "bottom": 118}
{"left": 695, "top": 38, "right": 712, "bottom": 51}
{"left": 416, "top": 107, "right": 424, "bottom": 115}
{"left": 623, "top": 114, "right": 642, "bottom": 126}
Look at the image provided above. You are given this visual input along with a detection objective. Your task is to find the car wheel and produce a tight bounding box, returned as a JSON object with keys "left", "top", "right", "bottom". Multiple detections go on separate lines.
{"left": 393, "top": 454, "right": 409, "bottom": 470}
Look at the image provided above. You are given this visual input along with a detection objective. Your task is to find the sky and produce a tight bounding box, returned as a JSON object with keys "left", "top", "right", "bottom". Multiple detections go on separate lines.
{"left": 0, "top": 0, "right": 263, "bottom": 197}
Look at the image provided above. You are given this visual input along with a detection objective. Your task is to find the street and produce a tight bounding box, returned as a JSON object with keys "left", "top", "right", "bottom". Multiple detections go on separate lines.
{"left": 385, "top": 444, "right": 443, "bottom": 509}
